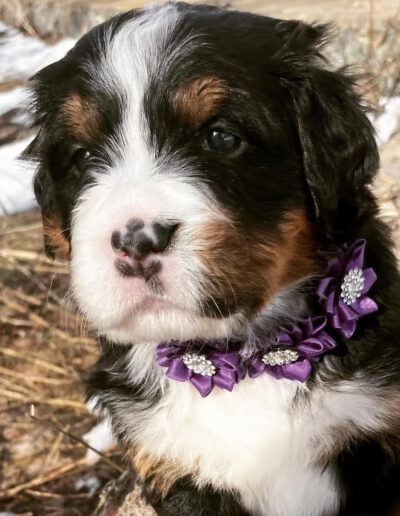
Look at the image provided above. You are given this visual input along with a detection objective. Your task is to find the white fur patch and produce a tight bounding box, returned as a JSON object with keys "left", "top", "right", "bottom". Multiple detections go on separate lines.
{"left": 83, "top": 418, "right": 115, "bottom": 465}
{"left": 115, "top": 345, "right": 388, "bottom": 516}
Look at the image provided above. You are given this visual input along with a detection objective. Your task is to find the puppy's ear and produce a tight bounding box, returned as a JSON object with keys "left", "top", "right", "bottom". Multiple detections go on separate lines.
{"left": 23, "top": 131, "right": 71, "bottom": 260}
{"left": 275, "top": 20, "right": 379, "bottom": 240}
{"left": 22, "top": 55, "right": 75, "bottom": 260}
{"left": 289, "top": 67, "right": 379, "bottom": 240}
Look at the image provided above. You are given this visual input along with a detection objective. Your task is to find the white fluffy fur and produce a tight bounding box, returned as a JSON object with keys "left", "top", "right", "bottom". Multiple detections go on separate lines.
{"left": 120, "top": 346, "right": 387, "bottom": 516}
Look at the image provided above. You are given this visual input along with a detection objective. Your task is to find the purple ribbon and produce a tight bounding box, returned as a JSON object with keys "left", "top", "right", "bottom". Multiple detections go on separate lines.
{"left": 317, "top": 239, "right": 378, "bottom": 338}
{"left": 156, "top": 340, "right": 246, "bottom": 397}
{"left": 156, "top": 240, "right": 378, "bottom": 396}
{"left": 248, "top": 316, "right": 337, "bottom": 382}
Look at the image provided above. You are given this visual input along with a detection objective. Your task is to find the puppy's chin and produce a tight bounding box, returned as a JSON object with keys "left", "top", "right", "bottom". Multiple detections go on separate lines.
{"left": 98, "top": 304, "right": 243, "bottom": 344}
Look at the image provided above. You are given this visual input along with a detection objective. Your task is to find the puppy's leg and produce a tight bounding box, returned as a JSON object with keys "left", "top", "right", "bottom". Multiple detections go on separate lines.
{"left": 145, "top": 478, "right": 250, "bottom": 516}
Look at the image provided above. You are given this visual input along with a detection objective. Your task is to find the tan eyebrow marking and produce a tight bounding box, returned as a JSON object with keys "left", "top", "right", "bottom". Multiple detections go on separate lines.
{"left": 174, "top": 76, "right": 226, "bottom": 128}
{"left": 62, "top": 93, "right": 100, "bottom": 143}
{"left": 131, "top": 447, "right": 195, "bottom": 499}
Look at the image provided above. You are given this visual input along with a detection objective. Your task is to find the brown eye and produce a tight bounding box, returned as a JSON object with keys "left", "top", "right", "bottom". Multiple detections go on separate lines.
{"left": 206, "top": 128, "right": 241, "bottom": 152}
{"left": 71, "top": 148, "right": 91, "bottom": 172}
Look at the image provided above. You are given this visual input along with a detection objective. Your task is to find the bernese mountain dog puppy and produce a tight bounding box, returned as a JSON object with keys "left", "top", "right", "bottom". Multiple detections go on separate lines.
{"left": 25, "top": 3, "right": 400, "bottom": 515}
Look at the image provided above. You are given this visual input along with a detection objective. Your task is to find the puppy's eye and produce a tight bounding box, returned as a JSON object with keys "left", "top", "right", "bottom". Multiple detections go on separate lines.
{"left": 71, "top": 148, "right": 91, "bottom": 172}
{"left": 205, "top": 128, "right": 241, "bottom": 152}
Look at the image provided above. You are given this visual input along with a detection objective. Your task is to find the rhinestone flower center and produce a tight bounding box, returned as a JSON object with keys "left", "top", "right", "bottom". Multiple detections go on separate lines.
{"left": 182, "top": 353, "right": 216, "bottom": 376}
{"left": 262, "top": 348, "right": 299, "bottom": 366}
{"left": 340, "top": 267, "right": 364, "bottom": 305}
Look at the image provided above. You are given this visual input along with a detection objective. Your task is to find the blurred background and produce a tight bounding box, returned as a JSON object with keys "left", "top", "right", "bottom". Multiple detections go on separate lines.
{"left": 0, "top": 0, "right": 399, "bottom": 515}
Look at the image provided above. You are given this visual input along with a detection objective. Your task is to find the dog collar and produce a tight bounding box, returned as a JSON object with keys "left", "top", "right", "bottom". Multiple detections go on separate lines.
{"left": 156, "top": 240, "right": 378, "bottom": 397}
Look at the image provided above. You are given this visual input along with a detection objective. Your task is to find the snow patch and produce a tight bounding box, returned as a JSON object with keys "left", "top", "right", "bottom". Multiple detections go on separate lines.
{"left": 0, "top": 86, "right": 28, "bottom": 117}
{"left": 0, "top": 136, "right": 37, "bottom": 216}
{"left": 83, "top": 418, "right": 115, "bottom": 465}
{"left": 0, "top": 23, "right": 76, "bottom": 216}
{"left": 75, "top": 476, "right": 101, "bottom": 496}
{"left": 0, "top": 21, "right": 75, "bottom": 81}
{"left": 373, "top": 96, "right": 400, "bottom": 146}
{"left": 0, "top": 85, "right": 33, "bottom": 127}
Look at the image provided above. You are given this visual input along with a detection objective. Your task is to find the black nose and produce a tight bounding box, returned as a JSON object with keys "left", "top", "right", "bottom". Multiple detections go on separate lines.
{"left": 112, "top": 221, "right": 179, "bottom": 261}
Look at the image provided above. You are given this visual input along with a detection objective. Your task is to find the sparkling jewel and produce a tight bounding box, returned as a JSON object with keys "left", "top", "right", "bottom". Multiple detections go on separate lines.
{"left": 340, "top": 267, "right": 364, "bottom": 305}
{"left": 182, "top": 353, "right": 216, "bottom": 376}
{"left": 262, "top": 348, "right": 299, "bottom": 366}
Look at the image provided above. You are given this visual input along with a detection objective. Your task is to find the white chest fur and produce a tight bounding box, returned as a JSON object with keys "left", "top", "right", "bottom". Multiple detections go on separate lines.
{"left": 117, "top": 346, "right": 385, "bottom": 516}
{"left": 131, "top": 373, "right": 339, "bottom": 515}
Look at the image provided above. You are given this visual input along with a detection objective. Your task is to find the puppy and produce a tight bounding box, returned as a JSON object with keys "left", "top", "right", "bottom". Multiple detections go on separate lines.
{"left": 26, "top": 3, "right": 400, "bottom": 515}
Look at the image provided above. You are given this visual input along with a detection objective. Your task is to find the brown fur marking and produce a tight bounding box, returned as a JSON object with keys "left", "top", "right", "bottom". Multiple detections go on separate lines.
{"left": 132, "top": 448, "right": 194, "bottom": 499}
{"left": 174, "top": 76, "right": 226, "bottom": 128}
{"left": 62, "top": 94, "right": 99, "bottom": 142}
{"left": 196, "top": 209, "right": 316, "bottom": 316}
{"left": 43, "top": 217, "right": 70, "bottom": 260}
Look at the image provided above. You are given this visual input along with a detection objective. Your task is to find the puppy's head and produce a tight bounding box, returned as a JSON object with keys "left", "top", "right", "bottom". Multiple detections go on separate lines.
{"left": 26, "top": 3, "right": 379, "bottom": 342}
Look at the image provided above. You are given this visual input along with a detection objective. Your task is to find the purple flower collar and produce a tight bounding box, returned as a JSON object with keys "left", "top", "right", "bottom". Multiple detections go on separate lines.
{"left": 156, "top": 240, "right": 378, "bottom": 397}
{"left": 317, "top": 239, "right": 378, "bottom": 338}
{"left": 157, "top": 340, "right": 246, "bottom": 398}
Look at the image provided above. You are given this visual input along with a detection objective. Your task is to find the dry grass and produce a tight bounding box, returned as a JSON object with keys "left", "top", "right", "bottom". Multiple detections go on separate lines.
{"left": 0, "top": 211, "right": 124, "bottom": 515}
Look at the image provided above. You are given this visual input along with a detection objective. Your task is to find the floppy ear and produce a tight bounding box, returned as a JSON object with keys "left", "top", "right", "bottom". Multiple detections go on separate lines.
{"left": 23, "top": 131, "right": 71, "bottom": 260}
{"left": 22, "top": 56, "right": 76, "bottom": 260}
{"left": 273, "top": 19, "right": 379, "bottom": 240}
{"left": 288, "top": 67, "right": 379, "bottom": 240}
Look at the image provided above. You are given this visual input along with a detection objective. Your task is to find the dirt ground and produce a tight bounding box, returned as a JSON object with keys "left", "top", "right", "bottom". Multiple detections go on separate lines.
{"left": 0, "top": 0, "right": 399, "bottom": 515}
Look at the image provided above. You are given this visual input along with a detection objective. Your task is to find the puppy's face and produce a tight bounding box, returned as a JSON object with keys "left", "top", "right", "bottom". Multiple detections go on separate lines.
{"left": 28, "top": 4, "right": 378, "bottom": 342}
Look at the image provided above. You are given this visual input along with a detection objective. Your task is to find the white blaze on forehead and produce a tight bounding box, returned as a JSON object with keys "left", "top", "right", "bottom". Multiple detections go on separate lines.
{"left": 92, "top": 3, "right": 184, "bottom": 173}
{"left": 82, "top": 2, "right": 212, "bottom": 223}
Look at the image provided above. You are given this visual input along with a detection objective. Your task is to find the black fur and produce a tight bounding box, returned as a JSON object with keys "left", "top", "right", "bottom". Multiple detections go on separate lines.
{"left": 338, "top": 437, "right": 400, "bottom": 516}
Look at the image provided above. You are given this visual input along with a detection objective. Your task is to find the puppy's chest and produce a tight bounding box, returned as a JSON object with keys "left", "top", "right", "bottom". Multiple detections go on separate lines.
{"left": 133, "top": 375, "right": 340, "bottom": 516}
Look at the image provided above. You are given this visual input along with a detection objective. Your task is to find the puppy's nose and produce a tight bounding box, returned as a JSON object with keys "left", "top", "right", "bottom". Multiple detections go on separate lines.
{"left": 111, "top": 221, "right": 178, "bottom": 261}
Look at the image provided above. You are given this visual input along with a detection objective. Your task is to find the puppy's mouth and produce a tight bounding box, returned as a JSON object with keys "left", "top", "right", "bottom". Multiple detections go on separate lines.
{"left": 115, "top": 256, "right": 163, "bottom": 288}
